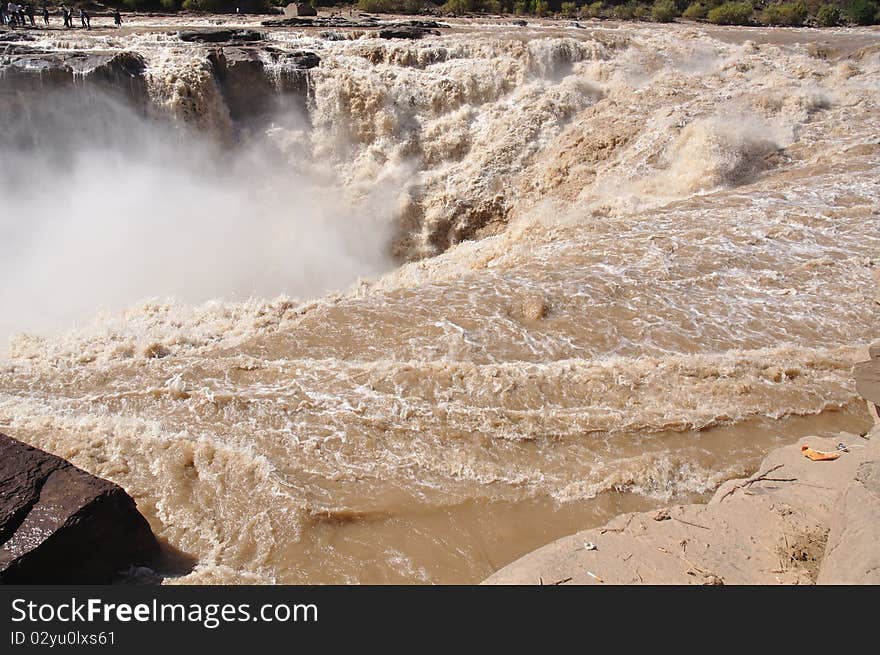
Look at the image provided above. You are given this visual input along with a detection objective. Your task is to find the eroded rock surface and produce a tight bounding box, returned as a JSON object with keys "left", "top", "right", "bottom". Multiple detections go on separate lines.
{"left": 0, "top": 433, "right": 159, "bottom": 584}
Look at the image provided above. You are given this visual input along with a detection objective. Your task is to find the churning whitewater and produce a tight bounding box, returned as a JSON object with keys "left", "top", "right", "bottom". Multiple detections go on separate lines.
{"left": 0, "top": 16, "right": 878, "bottom": 583}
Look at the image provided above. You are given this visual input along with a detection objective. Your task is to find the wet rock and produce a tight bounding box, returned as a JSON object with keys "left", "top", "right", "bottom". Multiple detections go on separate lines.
{"left": 321, "top": 31, "right": 348, "bottom": 41}
{"left": 0, "top": 51, "right": 150, "bottom": 145}
{"left": 178, "top": 29, "right": 264, "bottom": 44}
{"left": 395, "top": 20, "right": 445, "bottom": 28}
{"left": 207, "top": 46, "right": 319, "bottom": 124}
{"left": 265, "top": 16, "right": 315, "bottom": 26}
{"left": 0, "top": 42, "right": 42, "bottom": 56}
{"left": 263, "top": 16, "right": 380, "bottom": 27}
{"left": 0, "top": 433, "right": 159, "bottom": 584}
{"left": 283, "top": 50, "right": 321, "bottom": 70}
{"left": 207, "top": 47, "right": 273, "bottom": 123}
{"left": 379, "top": 26, "right": 441, "bottom": 40}
{"left": 0, "top": 50, "right": 146, "bottom": 90}
{"left": 521, "top": 295, "right": 550, "bottom": 321}
{"left": 294, "top": 2, "right": 317, "bottom": 16}
{"left": 0, "top": 32, "right": 36, "bottom": 42}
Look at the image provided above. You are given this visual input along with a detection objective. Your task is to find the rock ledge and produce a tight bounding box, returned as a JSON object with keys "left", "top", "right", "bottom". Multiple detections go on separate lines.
{"left": 0, "top": 433, "right": 159, "bottom": 584}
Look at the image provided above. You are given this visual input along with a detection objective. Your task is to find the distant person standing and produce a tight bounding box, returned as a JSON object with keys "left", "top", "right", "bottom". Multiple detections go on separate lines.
{"left": 41, "top": 4, "right": 48, "bottom": 25}
{"left": 80, "top": 6, "right": 89, "bottom": 29}
{"left": 113, "top": 7, "right": 121, "bottom": 27}
{"left": 25, "top": 3, "right": 34, "bottom": 26}
{"left": 61, "top": 4, "right": 69, "bottom": 27}
{"left": 7, "top": 2, "right": 19, "bottom": 27}
{"left": 0, "top": 5, "right": 6, "bottom": 26}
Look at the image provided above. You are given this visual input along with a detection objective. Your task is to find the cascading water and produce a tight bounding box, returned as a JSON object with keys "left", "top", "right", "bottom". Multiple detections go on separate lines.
{"left": 0, "top": 16, "right": 878, "bottom": 583}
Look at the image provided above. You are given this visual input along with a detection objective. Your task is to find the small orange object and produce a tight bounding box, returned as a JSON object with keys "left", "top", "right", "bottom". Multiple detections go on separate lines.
{"left": 801, "top": 445, "right": 840, "bottom": 461}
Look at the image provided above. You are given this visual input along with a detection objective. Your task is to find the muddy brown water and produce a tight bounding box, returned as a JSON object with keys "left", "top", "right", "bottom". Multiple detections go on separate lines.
{"left": 0, "top": 16, "right": 877, "bottom": 583}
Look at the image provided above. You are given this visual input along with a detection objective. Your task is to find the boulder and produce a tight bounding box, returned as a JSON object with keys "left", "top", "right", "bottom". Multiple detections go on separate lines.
{"left": 295, "top": 2, "right": 317, "bottom": 16}
{"left": 207, "top": 47, "right": 273, "bottom": 123}
{"left": 264, "top": 16, "right": 316, "bottom": 26}
{"left": 207, "top": 47, "right": 319, "bottom": 124}
{"left": 0, "top": 32, "right": 37, "bottom": 43}
{"left": 378, "top": 26, "right": 440, "bottom": 40}
{"left": 0, "top": 433, "right": 159, "bottom": 583}
{"left": 177, "top": 29, "right": 264, "bottom": 44}
{"left": 284, "top": 50, "right": 321, "bottom": 70}
{"left": 263, "top": 16, "right": 379, "bottom": 27}
{"left": 396, "top": 19, "right": 445, "bottom": 28}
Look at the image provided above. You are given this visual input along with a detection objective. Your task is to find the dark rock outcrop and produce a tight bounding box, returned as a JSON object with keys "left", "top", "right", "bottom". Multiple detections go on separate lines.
{"left": 263, "top": 16, "right": 380, "bottom": 27}
{"left": 395, "top": 19, "right": 445, "bottom": 28}
{"left": 0, "top": 32, "right": 37, "bottom": 43}
{"left": 378, "top": 26, "right": 441, "bottom": 40}
{"left": 295, "top": 2, "right": 317, "bottom": 16}
{"left": 321, "top": 31, "right": 348, "bottom": 41}
{"left": 0, "top": 50, "right": 147, "bottom": 98}
{"left": 207, "top": 46, "right": 319, "bottom": 124}
{"left": 0, "top": 433, "right": 159, "bottom": 584}
{"left": 178, "top": 29, "right": 264, "bottom": 44}
{"left": 0, "top": 50, "right": 150, "bottom": 149}
{"left": 261, "top": 17, "right": 448, "bottom": 30}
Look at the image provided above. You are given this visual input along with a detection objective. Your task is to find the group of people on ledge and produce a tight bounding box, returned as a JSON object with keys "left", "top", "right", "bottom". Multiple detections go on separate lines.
{"left": 1, "top": 3, "right": 122, "bottom": 29}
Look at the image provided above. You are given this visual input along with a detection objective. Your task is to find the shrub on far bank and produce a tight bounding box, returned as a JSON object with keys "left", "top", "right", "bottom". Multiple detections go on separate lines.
{"left": 761, "top": 2, "right": 809, "bottom": 27}
{"left": 125, "top": 0, "right": 879, "bottom": 24}
{"left": 362, "top": 0, "right": 424, "bottom": 13}
{"left": 580, "top": 1, "right": 603, "bottom": 18}
{"left": 816, "top": 3, "right": 841, "bottom": 24}
{"left": 682, "top": 1, "right": 707, "bottom": 19}
{"left": 122, "top": 0, "right": 181, "bottom": 9}
{"left": 635, "top": 2, "right": 653, "bottom": 18}
{"left": 178, "top": 0, "right": 272, "bottom": 8}
{"left": 761, "top": 1, "right": 807, "bottom": 25}
{"left": 844, "top": 0, "right": 879, "bottom": 24}
{"left": 439, "top": 0, "right": 468, "bottom": 14}
{"left": 613, "top": 1, "right": 637, "bottom": 18}
{"left": 706, "top": 1, "right": 753, "bottom": 24}
{"left": 651, "top": 0, "right": 680, "bottom": 21}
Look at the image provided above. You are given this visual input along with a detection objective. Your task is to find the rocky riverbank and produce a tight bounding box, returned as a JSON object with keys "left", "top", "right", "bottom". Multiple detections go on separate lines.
{"left": 484, "top": 424, "right": 880, "bottom": 584}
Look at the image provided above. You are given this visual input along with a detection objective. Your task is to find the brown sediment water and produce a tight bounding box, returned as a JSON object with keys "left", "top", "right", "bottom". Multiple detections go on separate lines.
{"left": 0, "top": 16, "right": 877, "bottom": 583}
